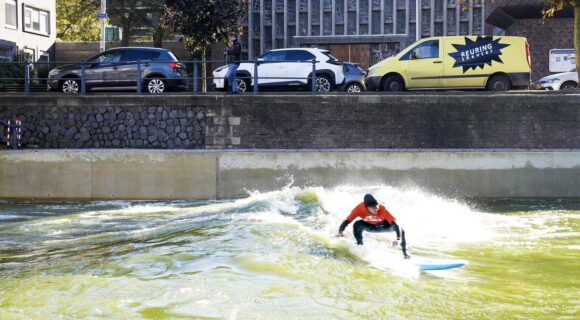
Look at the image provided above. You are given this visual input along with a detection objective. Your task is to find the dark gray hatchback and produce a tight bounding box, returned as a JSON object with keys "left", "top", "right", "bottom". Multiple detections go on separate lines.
{"left": 48, "top": 47, "right": 187, "bottom": 94}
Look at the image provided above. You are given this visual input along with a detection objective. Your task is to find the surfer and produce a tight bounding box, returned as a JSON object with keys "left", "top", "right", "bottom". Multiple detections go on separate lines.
{"left": 336, "top": 194, "right": 409, "bottom": 259}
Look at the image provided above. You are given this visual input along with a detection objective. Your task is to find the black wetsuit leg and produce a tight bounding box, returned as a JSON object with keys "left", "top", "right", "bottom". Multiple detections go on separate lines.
{"left": 353, "top": 221, "right": 391, "bottom": 245}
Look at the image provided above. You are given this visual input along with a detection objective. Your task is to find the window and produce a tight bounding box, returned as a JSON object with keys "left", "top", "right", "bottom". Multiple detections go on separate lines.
{"left": 123, "top": 50, "right": 161, "bottom": 62}
{"left": 89, "top": 51, "right": 124, "bottom": 64}
{"left": 285, "top": 50, "right": 315, "bottom": 61}
{"left": 259, "top": 50, "right": 286, "bottom": 62}
{"left": 5, "top": 0, "right": 17, "bottom": 28}
{"left": 0, "top": 46, "right": 12, "bottom": 61}
{"left": 24, "top": 6, "right": 50, "bottom": 35}
{"left": 400, "top": 40, "right": 439, "bottom": 60}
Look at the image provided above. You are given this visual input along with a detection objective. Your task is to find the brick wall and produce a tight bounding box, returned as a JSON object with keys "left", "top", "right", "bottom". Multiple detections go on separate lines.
{"left": 506, "top": 18, "right": 574, "bottom": 81}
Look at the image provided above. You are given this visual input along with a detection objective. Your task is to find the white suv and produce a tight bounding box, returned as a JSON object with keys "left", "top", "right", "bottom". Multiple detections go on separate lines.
{"left": 538, "top": 68, "right": 578, "bottom": 90}
{"left": 213, "top": 48, "right": 345, "bottom": 93}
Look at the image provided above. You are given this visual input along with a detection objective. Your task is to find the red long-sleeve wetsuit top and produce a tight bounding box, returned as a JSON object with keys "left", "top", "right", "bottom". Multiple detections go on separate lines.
{"left": 346, "top": 202, "right": 395, "bottom": 225}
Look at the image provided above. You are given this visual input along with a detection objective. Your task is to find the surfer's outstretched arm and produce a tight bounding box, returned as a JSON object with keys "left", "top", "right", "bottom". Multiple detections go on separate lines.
{"left": 336, "top": 220, "right": 351, "bottom": 237}
{"left": 392, "top": 222, "right": 410, "bottom": 259}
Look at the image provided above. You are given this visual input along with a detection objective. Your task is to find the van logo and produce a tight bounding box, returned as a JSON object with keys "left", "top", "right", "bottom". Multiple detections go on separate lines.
{"left": 448, "top": 36, "right": 510, "bottom": 72}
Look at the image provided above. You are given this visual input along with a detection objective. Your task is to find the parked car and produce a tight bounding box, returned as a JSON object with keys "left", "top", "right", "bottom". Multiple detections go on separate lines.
{"left": 366, "top": 36, "right": 531, "bottom": 92}
{"left": 537, "top": 68, "right": 578, "bottom": 90}
{"left": 339, "top": 62, "right": 366, "bottom": 92}
{"left": 48, "top": 47, "right": 187, "bottom": 94}
{"left": 212, "top": 48, "right": 346, "bottom": 93}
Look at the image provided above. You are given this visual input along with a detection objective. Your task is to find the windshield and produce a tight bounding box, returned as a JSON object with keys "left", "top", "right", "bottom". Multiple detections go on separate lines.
{"left": 322, "top": 52, "right": 338, "bottom": 61}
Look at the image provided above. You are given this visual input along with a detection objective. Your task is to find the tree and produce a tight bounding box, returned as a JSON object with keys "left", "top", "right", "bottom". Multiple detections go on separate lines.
{"left": 107, "top": 0, "right": 166, "bottom": 46}
{"left": 165, "top": 0, "right": 247, "bottom": 91}
{"left": 56, "top": 0, "right": 100, "bottom": 41}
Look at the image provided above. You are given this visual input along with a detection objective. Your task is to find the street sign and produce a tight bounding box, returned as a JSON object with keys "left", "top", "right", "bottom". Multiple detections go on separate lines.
{"left": 96, "top": 12, "right": 108, "bottom": 19}
{"left": 549, "top": 49, "right": 576, "bottom": 73}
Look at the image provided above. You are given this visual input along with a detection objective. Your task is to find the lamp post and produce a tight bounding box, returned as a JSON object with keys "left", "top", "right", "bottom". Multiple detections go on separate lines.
{"left": 100, "top": 0, "right": 107, "bottom": 52}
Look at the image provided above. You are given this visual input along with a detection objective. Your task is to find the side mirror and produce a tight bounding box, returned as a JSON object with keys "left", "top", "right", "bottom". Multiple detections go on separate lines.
{"left": 410, "top": 52, "right": 418, "bottom": 60}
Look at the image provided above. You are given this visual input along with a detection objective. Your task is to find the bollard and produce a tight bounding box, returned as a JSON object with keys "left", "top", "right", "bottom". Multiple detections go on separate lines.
{"left": 311, "top": 59, "right": 317, "bottom": 95}
{"left": 24, "top": 61, "right": 30, "bottom": 96}
{"left": 81, "top": 63, "right": 87, "bottom": 95}
{"left": 253, "top": 59, "right": 259, "bottom": 95}
{"left": 193, "top": 61, "right": 198, "bottom": 95}
{"left": 136, "top": 60, "right": 142, "bottom": 95}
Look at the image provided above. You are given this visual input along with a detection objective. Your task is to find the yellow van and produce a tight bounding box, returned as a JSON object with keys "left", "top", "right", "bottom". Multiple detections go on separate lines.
{"left": 365, "top": 36, "right": 531, "bottom": 91}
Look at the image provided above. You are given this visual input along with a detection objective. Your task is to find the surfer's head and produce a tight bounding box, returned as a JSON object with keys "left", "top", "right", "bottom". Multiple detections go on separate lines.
{"left": 363, "top": 194, "right": 379, "bottom": 214}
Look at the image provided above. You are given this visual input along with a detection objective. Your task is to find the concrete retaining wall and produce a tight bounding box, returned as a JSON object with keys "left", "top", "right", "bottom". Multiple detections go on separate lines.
{"left": 1, "top": 150, "right": 579, "bottom": 200}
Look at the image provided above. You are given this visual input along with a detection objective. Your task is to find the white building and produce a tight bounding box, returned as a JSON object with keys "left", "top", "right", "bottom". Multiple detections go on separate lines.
{"left": 0, "top": 0, "right": 56, "bottom": 63}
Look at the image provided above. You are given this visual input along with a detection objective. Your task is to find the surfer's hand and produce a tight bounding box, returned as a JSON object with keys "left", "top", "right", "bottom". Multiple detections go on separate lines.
{"left": 336, "top": 232, "right": 344, "bottom": 237}
{"left": 391, "top": 240, "right": 399, "bottom": 248}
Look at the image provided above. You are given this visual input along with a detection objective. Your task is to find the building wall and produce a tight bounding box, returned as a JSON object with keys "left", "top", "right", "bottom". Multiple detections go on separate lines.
{"left": 0, "top": 0, "right": 56, "bottom": 61}
{"left": 506, "top": 18, "right": 574, "bottom": 81}
{"left": 242, "top": 0, "right": 486, "bottom": 66}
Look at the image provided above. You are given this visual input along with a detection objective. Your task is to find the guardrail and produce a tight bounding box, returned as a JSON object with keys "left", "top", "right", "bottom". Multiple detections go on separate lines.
{"left": 0, "top": 59, "right": 331, "bottom": 96}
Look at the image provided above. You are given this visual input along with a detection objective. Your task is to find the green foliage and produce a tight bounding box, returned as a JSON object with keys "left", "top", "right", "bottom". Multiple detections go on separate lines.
{"left": 107, "top": 0, "right": 166, "bottom": 46}
{"left": 165, "top": 0, "right": 247, "bottom": 55}
{"left": 56, "top": 0, "right": 100, "bottom": 41}
{"left": 0, "top": 51, "right": 38, "bottom": 86}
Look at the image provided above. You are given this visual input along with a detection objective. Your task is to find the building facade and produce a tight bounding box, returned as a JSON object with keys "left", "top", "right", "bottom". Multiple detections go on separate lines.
{"left": 0, "top": 0, "right": 56, "bottom": 62}
{"left": 240, "top": 0, "right": 486, "bottom": 69}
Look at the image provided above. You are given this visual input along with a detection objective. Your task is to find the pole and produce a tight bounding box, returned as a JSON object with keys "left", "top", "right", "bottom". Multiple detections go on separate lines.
{"left": 416, "top": 0, "right": 420, "bottom": 42}
{"left": 100, "top": 0, "right": 107, "bottom": 52}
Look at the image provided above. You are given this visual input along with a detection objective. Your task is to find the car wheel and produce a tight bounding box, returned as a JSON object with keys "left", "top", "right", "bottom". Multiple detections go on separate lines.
{"left": 316, "top": 75, "right": 332, "bottom": 93}
{"left": 236, "top": 78, "right": 249, "bottom": 93}
{"left": 486, "top": 75, "right": 511, "bottom": 91}
{"left": 560, "top": 81, "right": 577, "bottom": 90}
{"left": 60, "top": 78, "right": 80, "bottom": 94}
{"left": 381, "top": 75, "right": 404, "bottom": 92}
{"left": 147, "top": 77, "right": 166, "bottom": 94}
{"left": 345, "top": 83, "right": 363, "bottom": 93}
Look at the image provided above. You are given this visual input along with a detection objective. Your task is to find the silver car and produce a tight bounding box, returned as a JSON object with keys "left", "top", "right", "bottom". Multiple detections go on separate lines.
{"left": 48, "top": 47, "right": 187, "bottom": 94}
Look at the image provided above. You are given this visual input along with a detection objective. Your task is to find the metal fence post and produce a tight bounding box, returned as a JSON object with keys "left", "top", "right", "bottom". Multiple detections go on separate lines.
{"left": 24, "top": 60, "right": 30, "bottom": 96}
{"left": 193, "top": 61, "right": 198, "bottom": 95}
{"left": 311, "top": 59, "right": 317, "bottom": 95}
{"left": 253, "top": 59, "right": 259, "bottom": 95}
{"left": 81, "top": 63, "right": 87, "bottom": 95}
{"left": 136, "top": 60, "right": 142, "bottom": 95}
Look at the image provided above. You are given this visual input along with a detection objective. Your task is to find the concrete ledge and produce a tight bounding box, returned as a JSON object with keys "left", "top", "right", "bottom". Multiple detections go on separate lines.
{"left": 1, "top": 149, "right": 580, "bottom": 200}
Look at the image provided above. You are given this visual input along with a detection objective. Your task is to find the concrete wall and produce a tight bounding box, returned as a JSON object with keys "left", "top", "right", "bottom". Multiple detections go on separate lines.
{"left": 1, "top": 150, "right": 580, "bottom": 200}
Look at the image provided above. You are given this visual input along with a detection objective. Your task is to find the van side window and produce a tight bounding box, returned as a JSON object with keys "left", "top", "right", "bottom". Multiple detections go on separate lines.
{"left": 400, "top": 40, "right": 439, "bottom": 61}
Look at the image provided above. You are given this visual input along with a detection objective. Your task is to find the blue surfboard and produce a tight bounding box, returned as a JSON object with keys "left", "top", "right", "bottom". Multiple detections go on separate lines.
{"left": 412, "top": 257, "right": 468, "bottom": 271}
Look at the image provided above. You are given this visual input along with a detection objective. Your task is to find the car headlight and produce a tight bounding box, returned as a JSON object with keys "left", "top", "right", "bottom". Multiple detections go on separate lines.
{"left": 367, "top": 66, "right": 380, "bottom": 77}
{"left": 48, "top": 69, "right": 60, "bottom": 77}
{"left": 214, "top": 66, "right": 228, "bottom": 73}
{"left": 542, "top": 78, "right": 560, "bottom": 84}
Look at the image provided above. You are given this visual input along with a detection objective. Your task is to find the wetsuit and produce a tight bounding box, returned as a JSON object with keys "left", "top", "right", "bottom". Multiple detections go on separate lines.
{"left": 339, "top": 202, "right": 408, "bottom": 258}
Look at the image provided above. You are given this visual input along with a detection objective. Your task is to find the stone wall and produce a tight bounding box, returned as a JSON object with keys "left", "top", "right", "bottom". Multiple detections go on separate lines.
{"left": 1, "top": 93, "right": 580, "bottom": 150}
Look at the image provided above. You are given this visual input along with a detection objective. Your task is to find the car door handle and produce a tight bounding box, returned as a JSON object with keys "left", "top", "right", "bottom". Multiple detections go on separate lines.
{"left": 433, "top": 61, "right": 443, "bottom": 64}
{"left": 112, "top": 66, "right": 118, "bottom": 70}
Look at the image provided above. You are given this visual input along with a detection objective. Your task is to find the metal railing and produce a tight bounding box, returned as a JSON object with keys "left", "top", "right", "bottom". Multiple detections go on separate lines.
{"left": 0, "top": 58, "right": 332, "bottom": 96}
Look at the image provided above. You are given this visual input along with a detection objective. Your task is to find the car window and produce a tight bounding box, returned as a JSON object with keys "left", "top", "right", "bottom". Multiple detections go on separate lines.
{"left": 259, "top": 51, "right": 286, "bottom": 62}
{"left": 167, "top": 51, "right": 179, "bottom": 62}
{"left": 400, "top": 40, "right": 439, "bottom": 61}
{"left": 89, "top": 51, "right": 124, "bottom": 64}
{"left": 322, "top": 52, "right": 338, "bottom": 61}
{"left": 285, "top": 50, "right": 316, "bottom": 61}
{"left": 123, "top": 50, "right": 161, "bottom": 62}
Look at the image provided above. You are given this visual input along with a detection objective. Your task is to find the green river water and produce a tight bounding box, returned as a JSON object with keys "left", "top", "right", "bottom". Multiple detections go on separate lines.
{"left": 0, "top": 186, "right": 578, "bottom": 319}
